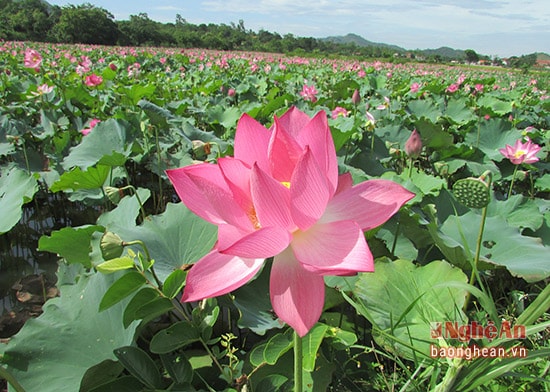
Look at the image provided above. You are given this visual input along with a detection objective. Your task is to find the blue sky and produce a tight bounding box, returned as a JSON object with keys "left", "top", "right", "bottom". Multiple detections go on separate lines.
{"left": 47, "top": 0, "right": 549, "bottom": 58}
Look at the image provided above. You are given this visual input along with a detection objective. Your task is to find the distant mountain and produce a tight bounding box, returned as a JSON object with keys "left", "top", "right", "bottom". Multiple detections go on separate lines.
{"left": 536, "top": 52, "right": 550, "bottom": 61}
{"left": 322, "top": 33, "right": 406, "bottom": 53}
{"left": 420, "top": 46, "right": 465, "bottom": 60}
{"left": 322, "top": 33, "right": 470, "bottom": 60}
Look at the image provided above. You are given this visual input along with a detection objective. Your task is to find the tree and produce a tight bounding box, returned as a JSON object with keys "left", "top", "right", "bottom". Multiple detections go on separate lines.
{"left": 117, "top": 13, "right": 163, "bottom": 46}
{"left": 0, "top": 0, "right": 59, "bottom": 41}
{"left": 51, "top": 3, "right": 119, "bottom": 45}
{"left": 464, "top": 49, "right": 479, "bottom": 63}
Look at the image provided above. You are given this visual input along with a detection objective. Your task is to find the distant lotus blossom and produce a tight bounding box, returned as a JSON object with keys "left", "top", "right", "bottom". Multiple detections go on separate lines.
{"left": 300, "top": 83, "right": 318, "bottom": 102}
{"left": 376, "top": 96, "right": 390, "bottom": 110}
{"left": 499, "top": 138, "right": 541, "bottom": 165}
{"left": 30, "top": 83, "right": 54, "bottom": 97}
{"left": 365, "top": 111, "right": 376, "bottom": 130}
{"left": 446, "top": 83, "right": 459, "bottom": 93}
{"left": 84, "top": 74, "right": 103, "bottom": 87}
{"left": 80, "top": 119, "right": 101, "bottom": 136}
{"left": 227, "top": 88, "right": 236, "bottom": 97}
{"left": 474, "top": 84, "right": 484, "bottom": 93}
{"left": 24, "top": 48, "right": 42, "bottom": 70}
{"left": 331, "top": 107, "right": 349, "bottom": 119}
{"left": 127, "top": 62, "right": 141, "bottom": 77}
{"left": 76, "top": 55, "right": 92, "bottom": 74}
{"left": 410, "top": 82, "right": 421, "bottom": 93}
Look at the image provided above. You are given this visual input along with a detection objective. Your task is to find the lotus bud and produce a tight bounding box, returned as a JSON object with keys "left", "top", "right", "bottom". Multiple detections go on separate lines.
{"left": 100, "top": 231, "right": 125, "bottom": 260}
{"left": 352, "top": 89, "right": 360, "bottom": 105}
{"left": 405, "top": 129, "right": 422, "bottom": 158}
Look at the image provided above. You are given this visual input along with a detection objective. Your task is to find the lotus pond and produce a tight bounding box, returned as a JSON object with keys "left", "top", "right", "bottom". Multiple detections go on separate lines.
{"left": 0, "top": 41, "right": 549, "bottom": 392}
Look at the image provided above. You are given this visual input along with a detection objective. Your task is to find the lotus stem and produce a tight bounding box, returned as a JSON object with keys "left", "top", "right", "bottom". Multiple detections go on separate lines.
{"left": 0, "top": 365, "right": 26, "bottom": 392}
{"left": 122, "top": 185, "right": 147, "bottom": 222}
{"left": 507, "top": 165, "right": 519, "bottom": 199}
{"left": 464, "top": 171, "right": 492, "bottom": 312}
{"left": 294, "top": 331, "right": 303, "bottom": 392}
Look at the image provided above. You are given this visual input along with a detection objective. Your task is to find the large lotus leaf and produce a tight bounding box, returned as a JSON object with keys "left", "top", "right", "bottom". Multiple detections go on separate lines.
{"left": 487, "top": 195, "right": 545, "bottom": 232}
{"left": 535, "top": 173, "right": 550, "bottom": 192}
{"left": 407, "top": 98, "right": 441, "bottom": 123}
{"left": 0, "top": 116, "right": 16, "bottom": 157}
{"left": 49, "top": 164, "right": 110, "bottom": 193}
{"left": 353, "top": 259, "right": 468, "bottom": 360}
{"left": 62, "top": 119, "right": 134, "bottom": 170}
{"left": 38, "top": 225, "right": 104, "bottom": 268}
{"left": 464, "top": 119, "right": 520, "bottom": 161}
{"left": 207, "top": 104, "right": 242, "bottom": 129}
{"left": 98, "top": 201, "right": 217, "bottom": 281}
{"left": 0, "top": 166, "right": 38, "bottom": 234}
{"left": 440, "top": 212, "right": 550, "bottom": 282}
{"left": 415, "top": 118, "right": 454, "bottom": 149}
{"left": 3, "top": 268, "right": 138, "bottom": 392}
{"left": 444, "top": 97, "right": 477, "bottom": 125}
{"left": 476, "top": 95, "right": 514, "bottom": 116}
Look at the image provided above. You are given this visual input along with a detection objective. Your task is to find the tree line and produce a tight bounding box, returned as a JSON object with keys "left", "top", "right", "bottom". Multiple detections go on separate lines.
{"left": 2, "top": 0, "right": 535, "bottom": 67}
{"left": 0, "top": 0, "right": 427, "bottom": 60}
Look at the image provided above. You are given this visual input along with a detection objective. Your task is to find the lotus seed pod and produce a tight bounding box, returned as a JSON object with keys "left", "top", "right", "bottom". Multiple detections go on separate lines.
{"left": 453, "top": 177, "right": 490, "bottom": 209}
{"left": 100, "top": 231, "right": 125, "bottom": 260}
{"left": 104, "top": 186, "right": 123, "bottom": 204}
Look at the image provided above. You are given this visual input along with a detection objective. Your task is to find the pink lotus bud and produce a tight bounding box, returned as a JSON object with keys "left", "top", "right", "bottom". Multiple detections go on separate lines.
{"left": 109, "top": 63, "right": 117, "bottom": 71}
{"left": 227, "top": 88, "right": 236, "bottom": 97}
{"left": 405, "top": 129, "right": 422, "bottom": 158}
{"left": 352, "top": 89, "right": 360, "bottom": 105}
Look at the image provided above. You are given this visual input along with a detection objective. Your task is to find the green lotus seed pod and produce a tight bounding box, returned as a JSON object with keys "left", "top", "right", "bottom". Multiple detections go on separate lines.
{"left": 453, "top": 177, "right": 490, "bottom": 209}
{"left": 100, "top": 231, "right": 125, "bottom": 260}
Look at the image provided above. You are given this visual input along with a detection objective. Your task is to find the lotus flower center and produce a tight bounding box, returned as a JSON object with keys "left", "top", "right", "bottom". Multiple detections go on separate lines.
{"left": 513, "top": 150, "right": 526, "bottom": 158}
{"left": 247, "top": 206, "right": 261, "bottom": 229}
{"left": 281, "top": 182, "right": 291, "bottom": 189}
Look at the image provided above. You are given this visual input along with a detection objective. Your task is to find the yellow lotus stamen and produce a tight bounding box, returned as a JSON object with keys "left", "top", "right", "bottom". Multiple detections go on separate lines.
{"left": 281, "top": 181, "right": 291, "bottom": 189}
{"left": 513, "top": 150, "right": 526, "bottom": 158}
{"left": 247, "top": 206, "right": 261, "bottom": 229}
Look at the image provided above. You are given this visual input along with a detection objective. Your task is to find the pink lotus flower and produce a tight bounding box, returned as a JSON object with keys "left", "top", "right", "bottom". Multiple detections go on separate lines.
{"left": 376, "top": 96, "right": 390, "bottom": 110}
{"left": 24, "top": 48, "right": 42, "bottom": 70}
{"left": 80, "top": 119, "right": 101, "bottom": 136}
{"left": 84, "top": 74, "right": 103, "bottom": 87}
{"left": 410, "top": 82, "right": 421, "bottom": 93}
{"left": 300, "top": 84, "right": 318, "bottom": 102}
{"left": 167, "top": 107, "right": 414, "bottom": 336}
{"left": 30, "top": 83, "right": 54, "bottom": 97}
{"left": 499, "top": 138, "right": 541, "bottom": 165}
{"left": 331, "top": 107, "right": 349, "bottom": 119}
{"left": 446, "top": 83, "right": 459, "bottom": 93}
